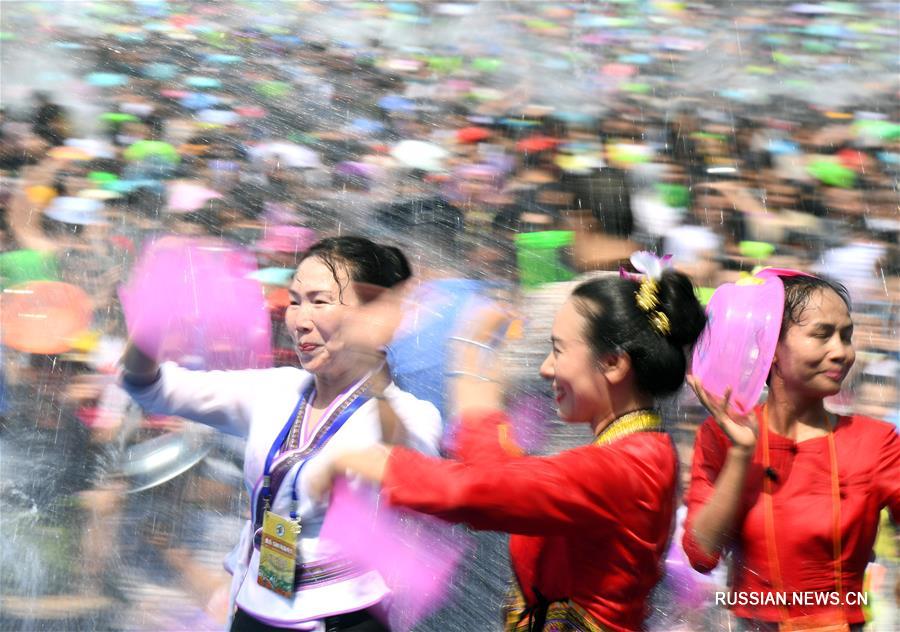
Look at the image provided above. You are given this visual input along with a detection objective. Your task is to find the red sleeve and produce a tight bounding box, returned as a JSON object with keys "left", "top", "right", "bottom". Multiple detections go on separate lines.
{"left": 383, "top": 437, "right": 673, "bottom": 537}
{"left": 682, "top": 417, "right": 731, "bottom": 573}
{"left": 872, "top": 420, "right": 900, "bottom": 523}
{"left": 448, "top": 408, "right": 524, "bottom": 463}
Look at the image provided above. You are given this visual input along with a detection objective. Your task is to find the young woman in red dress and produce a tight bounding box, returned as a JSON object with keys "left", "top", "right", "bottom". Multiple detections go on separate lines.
{"left": 313, "top": 266, "right": 707, "bottom": 632}
{"left": 683, "top": 274, "right": 900, "bottom": 631}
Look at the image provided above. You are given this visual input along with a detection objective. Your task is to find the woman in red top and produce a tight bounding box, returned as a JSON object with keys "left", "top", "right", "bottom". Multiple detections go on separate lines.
{"left": 684, "top": 274, "right": 900, "bottom": 631}
{"left": 314, "top": 265, "right": 707, "bottom": 631}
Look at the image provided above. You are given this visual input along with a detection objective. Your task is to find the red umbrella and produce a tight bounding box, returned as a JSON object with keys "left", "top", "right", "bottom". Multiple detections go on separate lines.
{"left": 515, "top": 135, "right": 560, "bottom": 153}
{"left": 456, "top": 126, "right": 491, "bottom": 143}
{"left": 836, "top": 148, "right": 874, "bottom": 172}
{"left": 2, "top": 281, "right": 92, "bottom": 354}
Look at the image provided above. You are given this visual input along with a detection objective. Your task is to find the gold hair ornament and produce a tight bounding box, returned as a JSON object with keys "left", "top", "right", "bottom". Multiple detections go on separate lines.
{"left": 620, "top": 251, "right": 673, "bottom": 337}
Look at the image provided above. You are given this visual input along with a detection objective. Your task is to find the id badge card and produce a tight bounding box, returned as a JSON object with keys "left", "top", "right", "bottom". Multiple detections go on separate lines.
{"left": 257, "top": 511, "right": 301, "bottom": 597}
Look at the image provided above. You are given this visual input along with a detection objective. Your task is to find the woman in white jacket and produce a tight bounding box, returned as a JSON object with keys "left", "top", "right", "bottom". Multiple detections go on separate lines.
{"left": 121, "top": 236, "right": 442, "bottom": 632}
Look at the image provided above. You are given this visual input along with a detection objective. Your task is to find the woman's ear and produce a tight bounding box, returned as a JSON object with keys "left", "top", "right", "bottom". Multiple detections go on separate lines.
{"left": 597, "top": 351, "right": 633, "bottom": 386}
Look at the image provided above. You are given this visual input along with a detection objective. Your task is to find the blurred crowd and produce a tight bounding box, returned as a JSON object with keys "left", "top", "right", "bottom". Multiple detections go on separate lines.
{"left": 0, "top": 1, "right": 897, "bottom": 630}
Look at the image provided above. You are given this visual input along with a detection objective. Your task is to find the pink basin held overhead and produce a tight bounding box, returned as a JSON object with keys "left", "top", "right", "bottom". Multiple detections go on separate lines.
{"left": 691, "top": 275, "right": 785, "bottom": 415}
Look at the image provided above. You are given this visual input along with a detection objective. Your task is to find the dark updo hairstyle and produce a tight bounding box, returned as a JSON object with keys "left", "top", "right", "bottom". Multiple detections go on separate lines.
{"left": 778, "top": 274, "right": 851, "bottom": 339}
{"left": 299, "top": 236, "right": 412, "bottom": 302}
{"left": 571, "top": 270, "right": 707, "bottom": 397}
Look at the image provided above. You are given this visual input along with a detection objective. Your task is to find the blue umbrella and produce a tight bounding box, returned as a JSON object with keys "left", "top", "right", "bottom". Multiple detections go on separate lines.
{"left": 143, "top": 62, "right": 178, "bottom": 80}
{"left": 388, "top": 2, "right": 420, "bottom": 13}
{"left": 103, "top": 179, "right": 164, "bottom": 194}
{"left": 347, "top": 118, "right": 385, "bottom": 135}
{"left": 271, "top": 35, "right": 302, "bottom": 45}
{"left": 179, "top": 93, "right": 219, "bottom": 110}
{"left": 205, "top": 54, "right": 243, "bottom": 65}
{"left": 185, "top": 76, "right": 222, "bottom": 89}
{"left": 378, "top": 95, "right": 415, "bottom": 111}
{"left": 767, "top": 139, "right": 800, "bottom": 155}
{"left": 618, "top": 53, "right": 653, "bottom": 65}
{"left": 116, "top": 32, "right": 147, "bottom": 43}
{"left": 86, "top": 72, "right": 129, "bottom": 88}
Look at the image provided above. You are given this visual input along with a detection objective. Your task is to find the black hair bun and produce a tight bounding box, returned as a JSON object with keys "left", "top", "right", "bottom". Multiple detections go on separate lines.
{"left": 656, "top": 270, "right": 707, "bottom": 348}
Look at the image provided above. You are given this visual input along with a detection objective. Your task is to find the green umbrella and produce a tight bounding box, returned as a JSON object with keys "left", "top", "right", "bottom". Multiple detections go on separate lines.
{"left": 745, "top": 65, "right": 775, "bottom": 75}
{"left": 124, "top": 140, "right": 180, "bottom": 164}
{"left": 739, "top": 241, "right": 776, "bottom": 260}
{"left": 621, "top": 82, "right": 651, "bottom": 94}
{"left": 772, "top": 52, "right": 797, "bottom": 66}
{"left": 471, "top": 57, "right": 502, "bottom": 73}
{"left": 854, "top": 120, "right": 900, "bottom": 141}
{"left": 88, "top": 171, "right": 118, "bottom": 184}
{"left": 807, "top": 159, "right": 856, "bottom": 188}
{"left": 255, "top": 81, "right": 291, "bottom": 99}
{"left": 426, "top": 56, "right": 462, "bottom": 73}
{"left": 802, "top": 40, "right": 834, "bottom": 53}
{"left": 656, "top": 183, "right": 690, "bottom": 208}
{"left": 0, "top": 250, "right": 59, "bottom": 289}
{"left": 100, "top": 112, "right": 140, "bottom": 124}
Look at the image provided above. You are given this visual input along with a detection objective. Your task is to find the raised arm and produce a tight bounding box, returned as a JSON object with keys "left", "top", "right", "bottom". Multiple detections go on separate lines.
{"left": 119, "top": 343, "right": 274, "bottom": 437}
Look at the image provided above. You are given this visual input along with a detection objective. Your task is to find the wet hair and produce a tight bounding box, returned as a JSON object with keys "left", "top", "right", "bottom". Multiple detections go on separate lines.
{"left": 571, "top": 270, "right": 707, "bottom": 396}
{"left": 299, "top": 236, "right": 411, "bottom": 301}
{"left": 778, "top": 274, "right": 851, "bottom": 338}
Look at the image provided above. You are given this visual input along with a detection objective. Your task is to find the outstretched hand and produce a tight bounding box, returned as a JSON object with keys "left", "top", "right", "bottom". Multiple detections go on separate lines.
{"left": 330, "top": 280, "right": 412, "bottom": 359}
{"left": 308, "top": 445, "right": 393, "bottom": 503}
{"left": 687, "top": 376, "right": 758, "bottom": 452}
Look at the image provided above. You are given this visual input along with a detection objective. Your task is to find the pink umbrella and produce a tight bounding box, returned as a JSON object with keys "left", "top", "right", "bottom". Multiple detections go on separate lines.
{"left": 601, "top": 63, "right": 638, "bottom": 78}
{"left": 320, "top": 479, "right": 468, "bottom": 629}
{"left": 167, "top": 181, "right": 223, "bottom": 213}
{"left": 160, "top": 89, "right": 189, "bottom": 99}
{"left": 235, "top": 105, "right": 268, "bottom": 118}
{"left": 119, "top": 237, "right": 272, "bottom": 369}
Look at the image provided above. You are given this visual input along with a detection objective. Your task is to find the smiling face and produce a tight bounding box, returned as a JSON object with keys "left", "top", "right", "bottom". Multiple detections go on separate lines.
{"left": 539, "top": 298, "right": 613, "bottom": 425}
{"left": 771, "top": 288, "right": 855, "bottom": 400}
{"left": 285, "top": 256, "right": 360, "bottom": 379}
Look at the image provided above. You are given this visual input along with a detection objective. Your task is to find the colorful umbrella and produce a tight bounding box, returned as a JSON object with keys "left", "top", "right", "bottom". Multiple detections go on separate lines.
{"left": 0, "top": 250, "right": 59, "bottom": 290}
{"left": 807, "top": 159, "right": 856, "bottom": 188}
{"left": 85, "top": 72, "right": 129, "bottom": 87}
{"left": 185, "top": 76, "right": 222, "bottom": 89}
{"left": 250, "top": 142, "right": 321, "bottom": 169}
{"left": 143, "top": 62, "right": 179, "bottom": 80}
{"left": 515, "top": 135, "right": 560, "bottom": 153}
{"left": 44, "top": 197, "right": 107, "bottom": 225}
{"left": 100, "top": 112, "right": 140, "bottom": 124}
{"left": 2, "top": 281, "right": 92, "bottom": 354}
{"left": 378, "top": 95, "right": 415, "bottom": 111}
{"left": 255, "top": 81, "right": 291, "bottom": 99}
{"left": 124, "top": 140, "right": 180, "bottom": 164}
{"left": 166, "top": 182, "right": 223, "bottom": 213}
{"left": 456, "top": 127, "right": 492, "bottom": 143}
{"left": 390, "top": 140, "right": 448, "bottom": 172}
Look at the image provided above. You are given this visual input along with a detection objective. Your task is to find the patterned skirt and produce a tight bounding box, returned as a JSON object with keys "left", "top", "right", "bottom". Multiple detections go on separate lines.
{"left": 502, "top": 584, "right": 612, "bottom": 632}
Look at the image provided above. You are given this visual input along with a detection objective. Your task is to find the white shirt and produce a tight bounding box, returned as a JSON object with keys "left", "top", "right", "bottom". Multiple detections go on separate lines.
{"left": 122, "top": 362, "right": 442, "bottom": 629}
